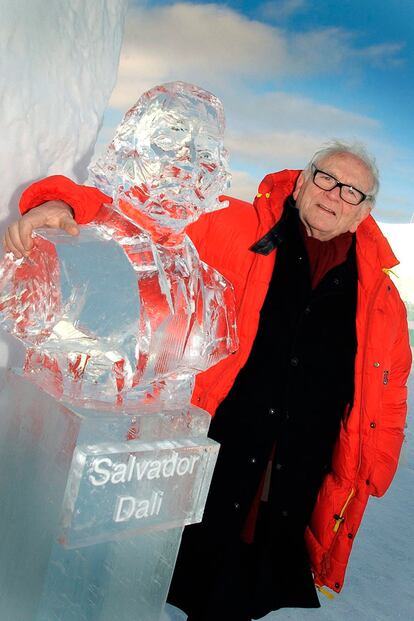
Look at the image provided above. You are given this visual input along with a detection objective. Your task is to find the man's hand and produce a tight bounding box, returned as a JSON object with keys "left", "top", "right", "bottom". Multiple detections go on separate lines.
{"left": 3, "top": 200, "right": 79, "bottom": 258}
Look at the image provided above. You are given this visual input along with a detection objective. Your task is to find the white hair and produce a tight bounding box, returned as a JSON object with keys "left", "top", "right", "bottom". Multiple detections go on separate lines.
{"left": 306, "top": 139, "right": 380, "bottom": 204}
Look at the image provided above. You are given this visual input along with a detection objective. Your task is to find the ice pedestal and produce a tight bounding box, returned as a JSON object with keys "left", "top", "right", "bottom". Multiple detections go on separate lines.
{"left": 0, "top": 370, "right": 219, "bottom": 621}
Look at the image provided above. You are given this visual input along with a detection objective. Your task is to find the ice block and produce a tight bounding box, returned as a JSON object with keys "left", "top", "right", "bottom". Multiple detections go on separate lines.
{"left": 0, "top": 370, "right": 218, "bottom": 621}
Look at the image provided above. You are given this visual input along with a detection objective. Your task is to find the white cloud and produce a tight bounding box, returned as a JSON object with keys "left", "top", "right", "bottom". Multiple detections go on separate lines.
{"left": 376, "top": 206, "right": 413, "bottom": 223}
{"left": 109, "top": 3, "right": 404, "bottom": 109}
{"left": 259, "top": 0, "right": 306, "bottom": 22}
{"left": 353, "top": 43, "right": 404, "bottom": 68}
{"left": 375, "top": 184, "right": 414, "bottom": 223}
{"left": 223, "top": 90, "right": 380, "bottom": 170}
{"left": 224, "top": 89, "right": 379, "bottom": 132}
{"left": 109, "top": 3, "right": 286, "bottom": 108}
{"left": 99, "top": 2, "right": 411, "bottom": 221}
{"left": 227, "top": 130, "right": 323, "bottom": 169}
{"left": 228, "top": 169, "right": 259, "bottom": 202}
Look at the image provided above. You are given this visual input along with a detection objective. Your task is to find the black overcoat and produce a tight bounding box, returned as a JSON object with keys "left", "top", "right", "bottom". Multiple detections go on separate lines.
{"left": 168, "top": 202, "right": 358, "bottom": 621}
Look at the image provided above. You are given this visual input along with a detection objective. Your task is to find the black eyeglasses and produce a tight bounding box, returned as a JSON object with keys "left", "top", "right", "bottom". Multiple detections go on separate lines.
{"left": 312, "top": 165, "right": 371, "bottom": 206}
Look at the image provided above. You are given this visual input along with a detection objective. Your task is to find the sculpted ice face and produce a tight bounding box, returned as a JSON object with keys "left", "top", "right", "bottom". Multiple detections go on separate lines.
{"left": 88, "top": 81, "right": 231, "bottom": 232}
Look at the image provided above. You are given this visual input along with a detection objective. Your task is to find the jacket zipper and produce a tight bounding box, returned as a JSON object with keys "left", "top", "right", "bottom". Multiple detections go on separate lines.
{"left": 333, "top": 488, "right": 355, "bottom": 532}
{"left": 354, "top": 270, "right": 388, "bottom": 483}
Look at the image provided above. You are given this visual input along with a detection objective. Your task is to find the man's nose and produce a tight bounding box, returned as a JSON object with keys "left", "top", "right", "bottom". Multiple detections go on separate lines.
{"left": 325, "top": 185, "right": 341, "bottom": 201}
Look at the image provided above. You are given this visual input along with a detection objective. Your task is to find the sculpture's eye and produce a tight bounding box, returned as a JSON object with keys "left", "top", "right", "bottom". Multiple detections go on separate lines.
{"left": 150, "top": 118, "right": 190, "bottom": 153}
{"left": 198, "top": 150, "right": 212, "bottom": 160}
{"left": 152, "top": 130, "right": 187, "bottom": 152}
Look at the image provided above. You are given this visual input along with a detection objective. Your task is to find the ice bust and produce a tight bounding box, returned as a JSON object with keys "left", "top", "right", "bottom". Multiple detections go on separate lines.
{"left": 0, "top": 81, "right": 237, "bottom": 409}
{"left": 0, "top": 83, "right": 238, "bottom": 621}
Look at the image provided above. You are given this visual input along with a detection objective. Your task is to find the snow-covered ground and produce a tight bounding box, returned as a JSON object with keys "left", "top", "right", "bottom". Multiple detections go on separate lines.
{"left": 163, "top": 359, "right": 414, "bottom": 621}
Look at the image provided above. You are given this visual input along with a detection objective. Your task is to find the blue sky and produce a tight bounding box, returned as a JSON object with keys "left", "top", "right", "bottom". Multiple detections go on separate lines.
{"left": 99, "top": 0, "right": 414, "bottom": 222}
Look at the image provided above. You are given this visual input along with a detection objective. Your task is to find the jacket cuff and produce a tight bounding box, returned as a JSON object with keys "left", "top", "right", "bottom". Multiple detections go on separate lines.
{"left": 19, "top": 175, "right": 112, "bottom": 224}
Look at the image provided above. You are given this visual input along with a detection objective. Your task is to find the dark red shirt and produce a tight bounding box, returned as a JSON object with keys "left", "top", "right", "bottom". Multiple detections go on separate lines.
{"left": 300, "top": 223, "right": 352, "bottom": 289}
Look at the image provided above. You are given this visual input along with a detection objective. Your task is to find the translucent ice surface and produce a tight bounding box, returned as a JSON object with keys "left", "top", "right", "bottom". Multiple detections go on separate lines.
{"left": 0, "top": 82, "right": 238, "bottom": 407}
{"left": 0, "top": 219, "right": 237, "bottom": 407}
{"left": 0, "top": 0, "right": 128, "bottom": 366}
{"left": 88, "top": 81, "right": 231, "bottom": 233}
{"left": 0, "top": 370, "right": 219, "bottom": 621}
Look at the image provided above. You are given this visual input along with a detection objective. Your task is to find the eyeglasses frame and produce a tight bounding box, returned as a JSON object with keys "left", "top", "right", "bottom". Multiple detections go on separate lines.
{"left": 311, "top": 164, "right": 372, "bottom": 206}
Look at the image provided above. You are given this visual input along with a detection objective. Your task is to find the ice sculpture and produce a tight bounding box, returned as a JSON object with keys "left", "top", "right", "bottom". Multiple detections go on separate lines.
{"left": 0, "top": 81, "right": 237, "bottom": 408}
{"left": 0, "top": 82, "right": 237, "bottom": 621}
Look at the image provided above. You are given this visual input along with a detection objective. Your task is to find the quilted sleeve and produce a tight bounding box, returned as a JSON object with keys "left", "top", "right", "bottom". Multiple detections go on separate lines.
{"left": 19, "top": 175, "right": 112, "bottom": 224}
{"left": 369, "top": 301, "right": 412, "bottom": 497}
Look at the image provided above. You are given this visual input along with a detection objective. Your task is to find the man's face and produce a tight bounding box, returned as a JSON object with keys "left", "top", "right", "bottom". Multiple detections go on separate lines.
{"left": 292, "top": 152, "right": 374, "bottom": 241}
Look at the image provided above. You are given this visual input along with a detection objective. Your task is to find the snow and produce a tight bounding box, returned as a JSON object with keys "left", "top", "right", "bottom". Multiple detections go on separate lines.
{"left": 378, "top": 222, "right": 414, "bottom": 305}
{"left": 0, "top": 0, "right": 128, "bottom": 366}
{"left": 163, "top": 362, "right": 414, "bottom": 621}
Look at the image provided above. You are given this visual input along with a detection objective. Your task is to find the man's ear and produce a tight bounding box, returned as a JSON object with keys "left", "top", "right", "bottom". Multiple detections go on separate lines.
{"left": 292, "top": 170, "right": 306, "bottom": 200}
{"left": 349, "top": 204, "right": 372, "bottom": 233}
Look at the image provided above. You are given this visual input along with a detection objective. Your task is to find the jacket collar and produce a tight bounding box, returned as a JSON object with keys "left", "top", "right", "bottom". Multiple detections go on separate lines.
{"left": 356, "top": 214, "right": 399, "bottom": 268}
{"left": 253, "top": 169, "right": 300, "bottom": 231}
{"left": 251, "top": 169, "right": 399, "bottom": 273}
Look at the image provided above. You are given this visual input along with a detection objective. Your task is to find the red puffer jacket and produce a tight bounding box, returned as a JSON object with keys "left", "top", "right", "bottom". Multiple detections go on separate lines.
{"left": 20, "top": 170, "right": 412, "bottom": 594}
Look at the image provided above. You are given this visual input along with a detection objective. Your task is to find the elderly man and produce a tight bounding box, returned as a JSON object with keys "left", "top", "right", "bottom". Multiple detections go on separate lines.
{"left": 4, "top": 139, "right": 411, "bottom": 621}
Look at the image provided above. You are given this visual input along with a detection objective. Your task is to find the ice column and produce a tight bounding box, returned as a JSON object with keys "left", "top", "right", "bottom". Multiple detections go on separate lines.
{"left": 0, "top": 0, "right": 128, "bottom": 366}
{"left": 0, "top": 370, "right": 218, "bottom": 621}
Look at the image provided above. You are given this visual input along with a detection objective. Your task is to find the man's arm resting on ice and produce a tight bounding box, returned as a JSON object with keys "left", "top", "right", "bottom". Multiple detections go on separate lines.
{"left": 4, "top": 201, "right": 78, "bottom": 258}
{"left": 3, "top": 175, "right": 112, "bottom": 258}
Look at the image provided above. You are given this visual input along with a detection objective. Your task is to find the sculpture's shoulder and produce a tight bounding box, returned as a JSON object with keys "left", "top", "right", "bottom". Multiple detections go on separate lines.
{"left": 217, "top": 195, "right": 257, "bottom": 228}
{"left": 92, "top": 205, "right": 146, "bottom": 242}
{"left": 187, "top": 195, "right": 258, "bottom": 263}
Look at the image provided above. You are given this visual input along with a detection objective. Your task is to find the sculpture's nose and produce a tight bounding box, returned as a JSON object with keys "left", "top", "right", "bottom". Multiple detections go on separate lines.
{"left": 188, "top": 139, "right": 197, "bottom": 165}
